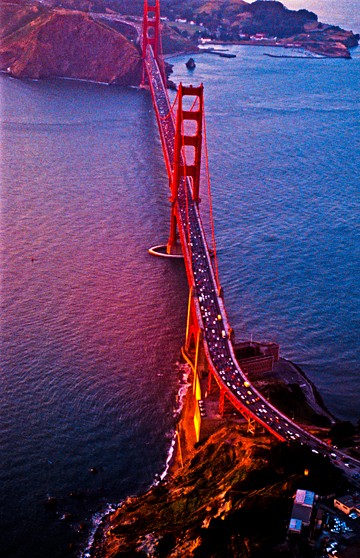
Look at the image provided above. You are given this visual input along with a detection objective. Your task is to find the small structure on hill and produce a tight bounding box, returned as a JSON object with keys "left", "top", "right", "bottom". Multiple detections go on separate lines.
{"left": 334, "top": 494, "right": 360, "bottom": 516}
{"left": 288, "top": 489, "right": 316, "bottom": 533}
{"left": 234, "top": 340, "right": 279, "bottom": 375}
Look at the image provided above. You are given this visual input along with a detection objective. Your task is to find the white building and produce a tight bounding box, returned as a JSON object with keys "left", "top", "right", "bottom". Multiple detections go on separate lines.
{"left": 288, "top": 489, "right": 316, "bottom": 533}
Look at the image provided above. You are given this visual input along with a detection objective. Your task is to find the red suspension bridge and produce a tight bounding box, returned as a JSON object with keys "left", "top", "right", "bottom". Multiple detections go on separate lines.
{"left": 141, "top": 0, "right": 360, "bottom": 475}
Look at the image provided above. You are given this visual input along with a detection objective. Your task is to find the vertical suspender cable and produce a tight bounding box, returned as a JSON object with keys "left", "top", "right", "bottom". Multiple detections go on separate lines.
{"left": 203, "top": 106, "right": 220, "bottom": 292}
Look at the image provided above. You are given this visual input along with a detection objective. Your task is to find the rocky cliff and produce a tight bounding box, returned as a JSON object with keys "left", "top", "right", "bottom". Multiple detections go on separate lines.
{"left": 0, "top": 6, "right": 142, "bottom": 84}
{"left": 0, "top": 0, "right": 358, "bottom": 84}
{"left": 0, "top": 0, "right": 196, "bottom": 83}
{"left": 88, "top": 424, "right": 347, "bottom": 558}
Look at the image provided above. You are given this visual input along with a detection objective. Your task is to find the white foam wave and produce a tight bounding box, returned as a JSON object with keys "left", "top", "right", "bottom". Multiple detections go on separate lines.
{"left": 81, "top": 502, "right": 120, "bottom": 558}
{"left": 82, "top": 361, "right": 191, "bottom": 555}
{"left": 157, "top": 361, "right": 191, "bottom": 482}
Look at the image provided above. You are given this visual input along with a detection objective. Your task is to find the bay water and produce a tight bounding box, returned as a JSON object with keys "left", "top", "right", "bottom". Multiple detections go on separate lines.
{"left": 1, "top": 2, "right": 359, "bottom": 556}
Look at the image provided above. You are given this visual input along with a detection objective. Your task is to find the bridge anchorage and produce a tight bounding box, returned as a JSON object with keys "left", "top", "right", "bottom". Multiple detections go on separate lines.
{"left": 142, "top": 0, "right": 360, "bottom": 477}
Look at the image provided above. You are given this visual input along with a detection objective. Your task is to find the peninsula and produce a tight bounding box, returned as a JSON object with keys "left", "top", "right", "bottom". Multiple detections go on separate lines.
{"left": 87, "top": 356, "right": 360, "bottom": 558}
{"left": 0, "top": 0, "right": 359, "bottom": 83}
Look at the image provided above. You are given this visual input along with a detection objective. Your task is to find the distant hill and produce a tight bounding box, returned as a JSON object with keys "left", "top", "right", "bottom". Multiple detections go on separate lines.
{"left": 0, "top": 0, "right": 358, "bottom": 83}
{"left": 0, "top": 0, "right": 195, "bottom": 82}
{"left": 0, "top": 5, "right": 143, "bottom": 83}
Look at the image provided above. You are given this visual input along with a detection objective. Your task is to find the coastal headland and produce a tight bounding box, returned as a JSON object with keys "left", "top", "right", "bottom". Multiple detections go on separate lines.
{"left": 87, "top": 353, "right": 360, "bottom": 558}
{"left": 0, "top": 0, "right": 359, "bottom": 84}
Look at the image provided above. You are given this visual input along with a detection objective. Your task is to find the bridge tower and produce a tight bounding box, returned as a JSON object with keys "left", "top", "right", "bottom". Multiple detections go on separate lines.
{"left": 141, "top": 0, "right": 164, "bottom": 86}
{"left": 167, "top": 83, "right": 204, "bottom": 254}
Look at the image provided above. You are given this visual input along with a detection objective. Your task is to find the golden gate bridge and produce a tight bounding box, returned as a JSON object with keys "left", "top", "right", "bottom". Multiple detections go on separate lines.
{"left": 140, "top": 0, "right": 360, "bottom": 476}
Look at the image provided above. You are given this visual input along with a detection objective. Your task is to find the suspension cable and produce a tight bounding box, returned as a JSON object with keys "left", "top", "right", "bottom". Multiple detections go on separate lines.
{"left": 180, "top": 115, "right": 194, "bottom": 274}
{"left": 158, "top": 88, "right": 179, "bottom": 121}
{"left": 203, "top": 103, "right": 220, "bottom": 292}
{"left": 189, "top": 95, "right": 199, "bottom": 113}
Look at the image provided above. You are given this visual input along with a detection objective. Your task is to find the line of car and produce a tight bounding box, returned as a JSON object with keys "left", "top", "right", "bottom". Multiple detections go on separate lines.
{"left": 149, "top": 56, "right": 360, "bottom": 482}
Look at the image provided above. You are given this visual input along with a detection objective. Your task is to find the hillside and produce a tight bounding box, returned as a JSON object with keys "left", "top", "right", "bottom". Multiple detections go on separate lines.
{"left": 89, "top": 424, "right": 347, "bottom": 557}
{"left": 164, "top": 0, "right": 358, "bottom": 58}
{"left": 0, "top": 0, "right": 195, "bottom": 82}
{"left": 0, "top": 0, "right": 358, "bottom": 82}
{"left": 0, "top": 7, "right": 143, "bottom": 83}
{"left": 0, "top": 0, "right": 47, "bottom": 38}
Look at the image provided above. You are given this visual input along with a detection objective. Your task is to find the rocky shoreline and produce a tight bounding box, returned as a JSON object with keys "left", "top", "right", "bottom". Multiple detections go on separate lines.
{"left": 205, "top": 29, "right": 359, "bottom": 59}
{"left": 85, "top": 357, "right": 342, "bottom": 558}
{"left": 201, "top": 39, "right": 354, "bottom": 59}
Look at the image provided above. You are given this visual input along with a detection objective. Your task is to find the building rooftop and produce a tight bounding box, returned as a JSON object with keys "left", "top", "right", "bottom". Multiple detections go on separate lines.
{"left": 288, "top": 518, "right": 302, "bottom": 533}
{"left": 295, "top": 489, "right": 315, "bottom": 507}
{"left": 289, "top": 489, "right": 316, "bottom": 530}
{"left": 334, "top": 494, "right": 360, "bottom": 514}
{"left": 292, "top": 503, "right": 313, "bottom": 526}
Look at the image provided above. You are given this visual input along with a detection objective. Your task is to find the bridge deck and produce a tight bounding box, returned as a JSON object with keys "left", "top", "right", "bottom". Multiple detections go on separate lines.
{"left": 143, "top": 46, "right": 360, "bottom": 475}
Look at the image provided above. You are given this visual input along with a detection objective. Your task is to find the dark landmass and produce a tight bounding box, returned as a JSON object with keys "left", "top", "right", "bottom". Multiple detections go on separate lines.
{"left": 0, "top": 0, "right": 358, "bottom": 84}
{"left": 0, "top": 3, "right": 142, "bottom": 83}
{"left": 152, "top": 0, "right": 359, "bottom": 58}
{"left": 86, "top": 357, "right": 360, "bottom": 558}
{"left": 88, "top": 425, "right": 348, "bottom": 558}
{"left": 0, "top": 0, "right": 194, "bottom": 82}
{"left": 245, "top": 357, "right": 335, "bottom": 428}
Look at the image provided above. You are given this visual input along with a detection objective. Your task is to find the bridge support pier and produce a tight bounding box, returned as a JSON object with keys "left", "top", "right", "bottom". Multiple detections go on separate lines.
{"left": 219, "top": 389, "right": 225, "bottom": 417}
{"left": 183, "top": 287, "right": 206, "bottom": 374}
{"left": 247, "top": 418, "right": 256, "bottom": 436}
{"left": 166, "top": 202, "right": 178, "bottom": 254}
{"left": 181, "top": 287, "right": 212, "bottom": 442}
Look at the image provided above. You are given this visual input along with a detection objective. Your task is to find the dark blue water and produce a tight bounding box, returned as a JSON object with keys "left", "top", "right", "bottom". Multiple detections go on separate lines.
{"left": 1, "top": 79, "right": 189, "bottom": 557}
{"left": 168, "top": 43, "right": 360, "bottom": 422}
{"left": 1, "top": 5, "right": 359, "bottom": 557}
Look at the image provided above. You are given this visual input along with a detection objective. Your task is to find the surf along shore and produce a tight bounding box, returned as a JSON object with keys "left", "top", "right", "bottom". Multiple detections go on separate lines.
{"left": 86, "top": 355, "right": 342, "bottom": 558}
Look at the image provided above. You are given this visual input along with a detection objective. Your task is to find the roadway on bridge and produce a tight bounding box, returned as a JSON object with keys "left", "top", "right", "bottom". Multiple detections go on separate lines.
{"left": 144, "top": 45, "right": 360, "bottom": 483}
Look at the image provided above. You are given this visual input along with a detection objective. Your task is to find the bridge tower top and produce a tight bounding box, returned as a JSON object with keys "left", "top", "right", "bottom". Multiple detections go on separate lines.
{"left": 168, "top": 83, "right": 204, "bottom": 254}
{"left": 172, "top": 83, "right": 204, "bottom": 205}
{"left": 142, "top": 0, "right": 163, "bottom": 85}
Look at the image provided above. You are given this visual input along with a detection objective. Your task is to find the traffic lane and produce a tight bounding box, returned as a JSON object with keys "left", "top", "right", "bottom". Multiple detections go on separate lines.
{"left": 147, "top": 64, "right": 360, "bottom": 475}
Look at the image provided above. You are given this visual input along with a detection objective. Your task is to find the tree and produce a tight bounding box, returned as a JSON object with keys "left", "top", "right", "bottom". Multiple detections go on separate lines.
{"left": 329, "top": 421, "right": 356, "bottom": 446}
